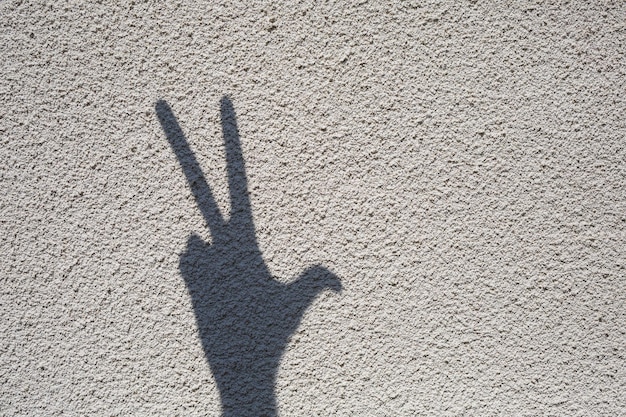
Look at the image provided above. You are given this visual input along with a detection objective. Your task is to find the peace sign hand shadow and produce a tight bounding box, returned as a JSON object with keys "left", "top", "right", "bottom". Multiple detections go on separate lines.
{"left": 156, "top": 97, "right": 341, "bottom": 417}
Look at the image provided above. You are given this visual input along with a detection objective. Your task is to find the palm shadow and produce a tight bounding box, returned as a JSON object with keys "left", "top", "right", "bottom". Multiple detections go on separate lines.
{"left": 156, "top": 97, "right": 341, "bottom": 417}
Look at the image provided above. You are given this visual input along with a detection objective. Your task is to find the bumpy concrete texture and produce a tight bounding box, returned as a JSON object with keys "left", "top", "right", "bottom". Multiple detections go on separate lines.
{"left": 2, "top": 1, "right": 625, "bottom": 415}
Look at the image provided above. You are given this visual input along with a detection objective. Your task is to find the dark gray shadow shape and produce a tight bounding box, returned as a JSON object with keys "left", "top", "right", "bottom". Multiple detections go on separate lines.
{"left": 156, "top": 97, "right": 341, "bottom": 417}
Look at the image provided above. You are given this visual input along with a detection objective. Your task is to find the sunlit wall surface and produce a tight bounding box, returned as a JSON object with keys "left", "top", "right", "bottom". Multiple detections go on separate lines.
{"left": 2, "top": 2, "right": 625, "bottom": 415}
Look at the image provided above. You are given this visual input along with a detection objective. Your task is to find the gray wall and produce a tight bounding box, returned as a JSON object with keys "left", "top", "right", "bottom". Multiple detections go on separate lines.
{"left": 2, "top": 1, "right": 625, "bottom": 415}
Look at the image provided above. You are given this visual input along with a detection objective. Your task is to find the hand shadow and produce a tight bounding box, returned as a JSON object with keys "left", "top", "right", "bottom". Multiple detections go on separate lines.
{"left": 156, "top": 97, "right": 341, "bottom": 417}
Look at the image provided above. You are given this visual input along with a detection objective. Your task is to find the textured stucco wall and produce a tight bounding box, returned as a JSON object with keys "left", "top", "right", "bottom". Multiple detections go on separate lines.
{"left": 2, "top": 1, "right": 625, "bottom": 415}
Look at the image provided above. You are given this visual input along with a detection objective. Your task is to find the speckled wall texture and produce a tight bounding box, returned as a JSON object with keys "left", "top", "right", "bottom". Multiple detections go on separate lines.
{"left": 2, "top": 1, "right": 625, "bottom": 416}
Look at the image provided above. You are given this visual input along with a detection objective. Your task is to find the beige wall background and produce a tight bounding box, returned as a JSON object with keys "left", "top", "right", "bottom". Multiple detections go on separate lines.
{"left": 2, "top": 1, "right": 625, "bottom": 415}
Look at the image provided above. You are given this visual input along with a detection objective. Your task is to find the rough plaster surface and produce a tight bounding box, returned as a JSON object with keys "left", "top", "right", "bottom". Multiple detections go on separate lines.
{"left": 2, "top": 1, "right": 625, "bottom": 415}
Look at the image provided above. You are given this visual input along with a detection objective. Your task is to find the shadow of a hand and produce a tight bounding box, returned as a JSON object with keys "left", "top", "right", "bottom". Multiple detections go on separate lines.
{"left": 156, "top": 97, "right": 341, "bottom": 417}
